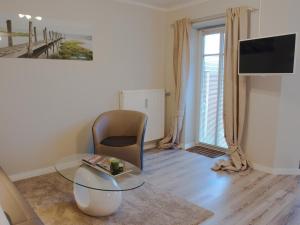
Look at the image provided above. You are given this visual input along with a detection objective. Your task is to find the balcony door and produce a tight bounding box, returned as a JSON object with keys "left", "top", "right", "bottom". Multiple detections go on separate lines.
{"left": 198, "top": 27, "right": 228, "bottom": 150}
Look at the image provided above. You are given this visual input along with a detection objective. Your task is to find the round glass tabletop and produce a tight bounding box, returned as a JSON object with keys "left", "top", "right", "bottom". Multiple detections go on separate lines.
{"left": 55, "top": 154, "right": 145, "bottom": 191}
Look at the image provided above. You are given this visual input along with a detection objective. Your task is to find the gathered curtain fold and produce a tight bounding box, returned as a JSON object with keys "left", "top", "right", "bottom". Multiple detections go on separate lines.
{"left": 212, "top": 7, "right": 250, "bottom": 172}
{"left": 159, "top": 18, "right": 192, "bottom": 149}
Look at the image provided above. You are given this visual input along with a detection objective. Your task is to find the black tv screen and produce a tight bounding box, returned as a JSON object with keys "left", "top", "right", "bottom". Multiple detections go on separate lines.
{"left": 239, "top": 33, "right": 296, "bottom": 75}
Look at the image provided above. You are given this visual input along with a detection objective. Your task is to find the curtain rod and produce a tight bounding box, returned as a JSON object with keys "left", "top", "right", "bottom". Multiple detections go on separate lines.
{"left": 171, "top": 7, "right": 258, "bottom": 26}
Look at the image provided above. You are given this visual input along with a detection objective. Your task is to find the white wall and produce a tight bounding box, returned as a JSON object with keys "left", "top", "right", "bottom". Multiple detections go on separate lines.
{"left": 0, "top": 0, "right": 166, "bottom": 175}
{"left": 242, "top": 0, "right": 285, "bottom": 168}
{"left": 274, "top": 0, "right": 300, "bottom": 170}
{"left": 166, "top": 0, "right": 300, "bottom": 171}
{"left": 1, "top": 0, "right": 299, "bottom": 176}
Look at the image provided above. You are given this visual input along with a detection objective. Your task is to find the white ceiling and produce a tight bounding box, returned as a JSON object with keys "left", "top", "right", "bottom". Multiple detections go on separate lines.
{"left": 118, "top": 0, "right": 210, "bottom": 10}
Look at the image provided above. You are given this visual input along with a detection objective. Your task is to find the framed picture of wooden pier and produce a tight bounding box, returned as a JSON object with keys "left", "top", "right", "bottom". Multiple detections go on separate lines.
{"left": 0, "top": 13, "right": 93, "bottom": 61}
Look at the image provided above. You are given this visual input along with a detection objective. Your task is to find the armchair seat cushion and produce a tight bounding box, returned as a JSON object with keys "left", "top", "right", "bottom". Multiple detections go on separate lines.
{"left": 100, "top": 136, "right": 137, "bottom": 147}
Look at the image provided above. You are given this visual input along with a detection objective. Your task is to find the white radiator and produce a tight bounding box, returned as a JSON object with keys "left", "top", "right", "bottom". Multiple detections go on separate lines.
{"left": 119, "top": 89, "right": 165, "bottom": 142}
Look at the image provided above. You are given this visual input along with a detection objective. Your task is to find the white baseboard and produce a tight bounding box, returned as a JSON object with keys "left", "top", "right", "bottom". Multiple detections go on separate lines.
{"left": 9, "top": 156, "right": 300, "bottom": 182}
{"left": 9, "top": 166, "right": 56, "bottom": 182}
{"left": 144, "top": 141, "right": 158, "bottom": 150}
{"left": 9, "top": 143, "right": 157, "bottom": 182}
{"left": 252, "top": 163, "right": 274, "bottom": 174}
{"left": 181, "top": 142, "right": 196, "bottom": 150}
{"left": 252, "top": 163, "right": 300, "bottom": 175}
{"left": 273, "top": 168, "right": 300, "bottom": 175}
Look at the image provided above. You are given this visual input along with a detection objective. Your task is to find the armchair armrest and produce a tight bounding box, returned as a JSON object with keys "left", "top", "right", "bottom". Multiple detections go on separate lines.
{"left": 136, "top": 115, "right": 147, "bottom": 146}
{"left": 92, "top": 115, "right": 110, "bottom": 146}
{"left": 0, "top": 207, "right": 11, "bottom": 225}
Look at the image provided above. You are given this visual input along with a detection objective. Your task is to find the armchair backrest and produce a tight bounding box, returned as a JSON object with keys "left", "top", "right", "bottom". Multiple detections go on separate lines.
{"left": 92, "top": 110, "right": 147, "bottom": 146}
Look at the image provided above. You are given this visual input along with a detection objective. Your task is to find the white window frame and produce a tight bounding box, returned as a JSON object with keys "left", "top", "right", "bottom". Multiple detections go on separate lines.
{"left": 196, "top": 26, "right": 227, "bottom": 152}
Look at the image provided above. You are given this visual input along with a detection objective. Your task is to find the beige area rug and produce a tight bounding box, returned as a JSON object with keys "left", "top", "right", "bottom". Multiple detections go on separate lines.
{"left": 15, "top": 173, "right": 213, "bottom": 225}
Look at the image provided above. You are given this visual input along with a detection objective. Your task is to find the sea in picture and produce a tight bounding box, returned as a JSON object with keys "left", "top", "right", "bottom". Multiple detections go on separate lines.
{"left": 0, "top": 13, "right": 93, "bottom": 61}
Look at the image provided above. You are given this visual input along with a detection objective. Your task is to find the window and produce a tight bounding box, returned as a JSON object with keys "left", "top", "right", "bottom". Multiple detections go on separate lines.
{"left": 198, "top": 27, "right": 227, "bottom": 149}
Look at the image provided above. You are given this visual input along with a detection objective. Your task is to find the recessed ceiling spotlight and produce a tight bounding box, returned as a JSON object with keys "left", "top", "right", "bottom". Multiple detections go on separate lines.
{"left": 18, "top": 14, "right": 24, "bottom": 18}
{"left": 35, "top": 16, "right": 42, "bottom": 21}
{"left": 25, "top": 15, "right": 32, "bottom": 19}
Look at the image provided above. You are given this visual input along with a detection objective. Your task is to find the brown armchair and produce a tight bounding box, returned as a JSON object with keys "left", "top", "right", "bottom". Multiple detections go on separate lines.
{"left": 92, "top": 110, "right": 147, "bottom": 170}
{"left": 0, "top": 167, "right": 43, "bottom": 225}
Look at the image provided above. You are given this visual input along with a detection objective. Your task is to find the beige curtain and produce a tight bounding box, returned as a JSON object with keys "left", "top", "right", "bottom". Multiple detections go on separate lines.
{"left": 212, "top": 7, "right": 250, "bottom": 172}
{"left": 159, "top": 18, "right": 192, "bottom": 149}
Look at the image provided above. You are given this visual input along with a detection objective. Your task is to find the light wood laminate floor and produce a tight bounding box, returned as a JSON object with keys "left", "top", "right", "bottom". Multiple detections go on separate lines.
{"left": 143, "top": 149, "right": 300, "bottom": 225}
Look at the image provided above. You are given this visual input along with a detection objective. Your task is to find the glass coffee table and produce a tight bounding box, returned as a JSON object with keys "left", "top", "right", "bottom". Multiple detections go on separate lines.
{"left": 55, "top": 154, "right": 144, "bottom": 217}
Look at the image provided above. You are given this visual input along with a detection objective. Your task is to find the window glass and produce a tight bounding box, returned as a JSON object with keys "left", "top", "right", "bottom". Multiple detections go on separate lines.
{"left": 199, "top": 29, "right": 227, "bottom": 149}
{"left": 204, "top": 33, "right": 220, "bottom": 55}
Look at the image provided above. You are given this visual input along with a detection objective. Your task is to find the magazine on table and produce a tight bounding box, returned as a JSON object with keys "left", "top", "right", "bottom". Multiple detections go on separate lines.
{"left": 82, "top": 155, "right": 132, "bottom": 177}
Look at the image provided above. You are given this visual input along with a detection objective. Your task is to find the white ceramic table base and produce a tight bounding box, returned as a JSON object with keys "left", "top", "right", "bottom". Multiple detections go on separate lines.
{"left": 74, "top": 167, "right": 122, "bottom": 217}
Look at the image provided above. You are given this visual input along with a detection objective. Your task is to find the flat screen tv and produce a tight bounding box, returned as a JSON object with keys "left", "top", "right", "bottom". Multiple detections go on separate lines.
{"left": 239, "top": 33, "right": 297, "bottom": 75}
